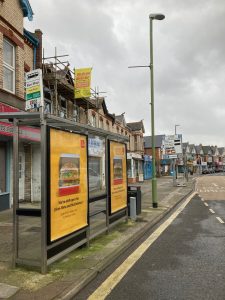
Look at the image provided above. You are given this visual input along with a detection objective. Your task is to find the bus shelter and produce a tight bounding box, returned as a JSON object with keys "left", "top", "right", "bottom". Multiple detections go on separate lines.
{"left": 0, "top": 112, "right": 129, "bottom": 273}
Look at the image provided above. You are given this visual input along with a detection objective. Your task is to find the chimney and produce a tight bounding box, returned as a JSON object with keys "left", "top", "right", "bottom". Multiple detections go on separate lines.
{"left": 34, "top": 29, "right": 43, "bottom": 69}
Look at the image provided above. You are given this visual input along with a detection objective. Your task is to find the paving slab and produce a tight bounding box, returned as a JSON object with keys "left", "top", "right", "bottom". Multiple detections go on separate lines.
{"left": 0, "top": 175, "right": 195, "bottom": 299}
{"left": 0, "top": 283, "right": 19, "bottom": 299}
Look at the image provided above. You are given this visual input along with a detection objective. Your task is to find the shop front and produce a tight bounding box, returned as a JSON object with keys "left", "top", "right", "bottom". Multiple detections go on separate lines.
{"left": 0, "top": 103, "right": 41, "bottom": 211}
{"left": 144, "top": 155, "right": 152, "bottom": 179}
{"left": 127, "top": 153, "right": 144, "bottom": 183}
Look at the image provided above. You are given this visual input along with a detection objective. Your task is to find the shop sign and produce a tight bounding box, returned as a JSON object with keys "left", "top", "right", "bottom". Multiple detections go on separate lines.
{"left": 88, "top": 136, "right": 105, "bottom": 156}
{"left": 0, "top": 103, "right": 40, "bottom": 141}
{"left": 25, "top": 69, "right": 44, "bottom": 110}
{"left": 163, "top": 134, "right": 182, "bottom": 155}
{"left": 74, "top": 68, "right": 92, "bottom": 99}
{"left": 109, "top": 141, "right": 127, "bottom": 214}
{"left": 49, "top": 128, "right": 88, "bottom": 242}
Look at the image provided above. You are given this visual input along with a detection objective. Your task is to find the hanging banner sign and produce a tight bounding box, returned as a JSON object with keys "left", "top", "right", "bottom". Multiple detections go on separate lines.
{"left": 49, "top": 128, "right": 88, "bottom": 242}
{"left": 109, "top": 141, "right": 127, "bottom": 214}
{"left": 25, "top": 69, "right": 44, "bottom": 110}
{"left": 74, "top": 68, "right": 92, "bottom": 99}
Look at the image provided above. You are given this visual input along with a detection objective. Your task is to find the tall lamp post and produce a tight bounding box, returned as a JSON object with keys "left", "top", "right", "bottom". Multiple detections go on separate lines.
{"left": 174, "top": 124, "right": 180, "bottom": 181}
{"left": 149, "top": 13, "right": 165, "bottom": 208}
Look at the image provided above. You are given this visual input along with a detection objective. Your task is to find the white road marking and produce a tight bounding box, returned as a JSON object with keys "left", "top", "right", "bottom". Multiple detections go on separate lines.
{"left": 87, "top": 192, "right": 197, "bottom": 300}
{"left": 209, "top": 209, "right": 215, "bottom": 214}
{"left": 216, "top": 217, "right": 224, "bottom": 224}
{"left": 204, "top": 202, "right": 209, "bottom": 207}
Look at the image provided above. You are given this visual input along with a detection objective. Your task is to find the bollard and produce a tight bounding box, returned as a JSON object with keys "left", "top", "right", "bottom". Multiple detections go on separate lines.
{"left": 130, "top": 196, "right": 137, "bottom": 221}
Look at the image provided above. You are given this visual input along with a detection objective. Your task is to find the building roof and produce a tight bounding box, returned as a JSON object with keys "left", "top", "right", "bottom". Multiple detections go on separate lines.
{"left": 24, "top": 29, "right": 39, "bottom": 47}
{"left": 218, "top": 147, "right": 225, "bottom": 155}
{"left": 115, "top": 114, "right": 125, "bottom": 124}
{"left": 202, "top": 146, "right": 212, "bottom": 155}
{"left": 144, "top": 134, "right": 165, "bottom": 148}
{"left": 19, "top": 0, "right": 34, "bottom": 21}
{"left": 195, "top": 145, "right": 203, "bottom": 154}
{"left": 127, "top": 121, "right": 145, "bottom": 133}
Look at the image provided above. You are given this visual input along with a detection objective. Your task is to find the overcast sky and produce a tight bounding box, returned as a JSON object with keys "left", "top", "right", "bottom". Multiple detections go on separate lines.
{"left": 25, "top": 0, "right": 225, "bottom": 147}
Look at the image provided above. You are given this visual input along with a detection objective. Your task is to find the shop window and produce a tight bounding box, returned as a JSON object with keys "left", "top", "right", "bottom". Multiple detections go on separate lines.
{"left": 127, "top": 159, "right": 132, "bottom": 178}
{"left": 19, "top": 155, "right": 22, "bottom": 179}
{"left": 0, "top": 143, "right": 6, "bottom": 193}
{"left": 3, "top": 38, "right": 15, "bottom": 93}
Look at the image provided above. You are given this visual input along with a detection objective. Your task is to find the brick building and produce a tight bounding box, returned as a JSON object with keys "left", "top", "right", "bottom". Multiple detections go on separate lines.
{"left": 0, "top": 0, "right": 40, "bottom": 210}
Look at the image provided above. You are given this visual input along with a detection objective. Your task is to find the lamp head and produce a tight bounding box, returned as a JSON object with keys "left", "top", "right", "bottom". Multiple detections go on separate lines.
{"left": 149, "top": 13, "right": 165, "bottom": 20}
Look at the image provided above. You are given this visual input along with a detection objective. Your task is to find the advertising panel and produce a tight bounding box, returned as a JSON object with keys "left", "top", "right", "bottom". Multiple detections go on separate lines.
{"left": 49, "top": 128, "right": 88, "bottom": 242}
{"left": 74, "top": 68, "right": 92, "bottom": 99}
{"left": 25, "top": 69, "right": 44, "bottom": 110}
{"left": 109, "top": 141, "right": 127, "bottom": 214}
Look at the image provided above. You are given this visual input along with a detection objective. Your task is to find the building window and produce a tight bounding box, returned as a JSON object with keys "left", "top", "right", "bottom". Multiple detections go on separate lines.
{"left": 90, "top": 113, "right": 96, "bottom": 127}
{"left": 73, "top": 105, "right": 79, "bottom": 122}
{"left": 106, "top": 121, "right": 110, "bottom": 131}
{"left": 3, "top": 38, "right": 15, "bottom": 93}
{"left": 116, "top": 126, "right": 119, "bottom": 134}
{"left": 134, "top": 135, "right": 138, "bottom": 150}
{"left": 44, "top": 99, "right": 52, "bottom": 114}
{"left": 59, "top": 96, "right": 67, "bottom": 118}
{"left": 99, "top": 118, "right": 103, "bottom": 129}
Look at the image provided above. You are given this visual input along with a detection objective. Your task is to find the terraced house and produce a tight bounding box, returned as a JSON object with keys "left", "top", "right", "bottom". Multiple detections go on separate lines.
{"left": 0, "top": 0, "right": 40, "bottom": 210}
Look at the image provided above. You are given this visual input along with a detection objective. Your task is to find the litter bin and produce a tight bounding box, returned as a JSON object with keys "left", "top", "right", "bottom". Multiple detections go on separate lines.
{"left": 128, "top": 186, "right": 142, "bottom": 216}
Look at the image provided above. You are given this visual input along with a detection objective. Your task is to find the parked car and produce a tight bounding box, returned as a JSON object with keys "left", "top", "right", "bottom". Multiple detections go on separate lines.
{"left": 202, "top": 169, "right": 209, "bottom": 174}
{"left": 215, "top": 168, "right": 223, "bottom": 173}
{"left": 208, "top": 168, "right": 215, "bottom": 173}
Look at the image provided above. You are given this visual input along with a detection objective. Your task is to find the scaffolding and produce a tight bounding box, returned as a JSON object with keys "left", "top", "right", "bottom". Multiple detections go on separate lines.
{"left": 42, "top": 48, "right": 106, "bottom": 125}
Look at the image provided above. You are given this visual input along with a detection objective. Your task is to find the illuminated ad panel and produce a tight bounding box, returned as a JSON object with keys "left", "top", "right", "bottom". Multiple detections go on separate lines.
{"left": 49, "top": 128, "right": 88, "bottom": 242}
{"left": 109, "top": 141, "right": 127, "bottom": 214}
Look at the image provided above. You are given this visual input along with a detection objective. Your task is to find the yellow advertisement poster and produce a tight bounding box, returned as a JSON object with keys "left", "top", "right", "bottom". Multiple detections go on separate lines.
{"left": 110, "top": 141, "right": 127, "bottom": 214}
{"left": 50, "top": 128, "right": 88, "bottom": 242}
{"left": 74, "top": 68, "right": 92, "bottom": 99}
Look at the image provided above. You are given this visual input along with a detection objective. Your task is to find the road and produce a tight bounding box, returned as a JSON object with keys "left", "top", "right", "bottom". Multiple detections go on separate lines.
{"left": 76, "top": 174, "right": 225, "bottom": 300}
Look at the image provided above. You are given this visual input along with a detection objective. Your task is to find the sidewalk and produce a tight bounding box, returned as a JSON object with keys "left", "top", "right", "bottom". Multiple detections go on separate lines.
{"left": 0, "top": 176, "right": 195, "bottom": 300}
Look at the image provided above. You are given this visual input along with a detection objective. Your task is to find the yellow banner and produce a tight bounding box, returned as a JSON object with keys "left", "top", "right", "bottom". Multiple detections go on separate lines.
{"left": 110, "top": 141, "right": 127, "bottom": 214}
{"left": 50, "top": 128, "right": 88, "bottom": 242}
{"left": 74, "top": 68, "right": 92, "bottom": 99}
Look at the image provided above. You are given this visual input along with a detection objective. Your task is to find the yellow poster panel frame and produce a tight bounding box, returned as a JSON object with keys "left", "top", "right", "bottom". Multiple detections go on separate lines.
{"left": 74, "top": 68, "right": 92, "bottom": 99}
{"left": 49, "top": 128, "right": 88, "bottom": 242}
{"left": 109, "top": 141, "right": 127, "bottom": 214}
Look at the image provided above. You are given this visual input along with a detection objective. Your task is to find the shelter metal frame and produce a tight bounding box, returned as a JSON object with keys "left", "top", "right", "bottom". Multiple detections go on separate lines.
{"left": 0, "top": 112, "right": 129, "bottom": 273}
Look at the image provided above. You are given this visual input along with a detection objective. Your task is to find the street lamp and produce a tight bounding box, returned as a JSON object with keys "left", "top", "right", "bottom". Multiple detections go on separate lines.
{"left": 149, "top": 13, "right": 165, "bottom": 208}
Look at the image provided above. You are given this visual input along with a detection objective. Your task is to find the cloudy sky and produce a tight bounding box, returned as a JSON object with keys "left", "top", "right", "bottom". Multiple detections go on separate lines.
{"left": 25, "top": 0, "right": 225, "bottom": 146}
